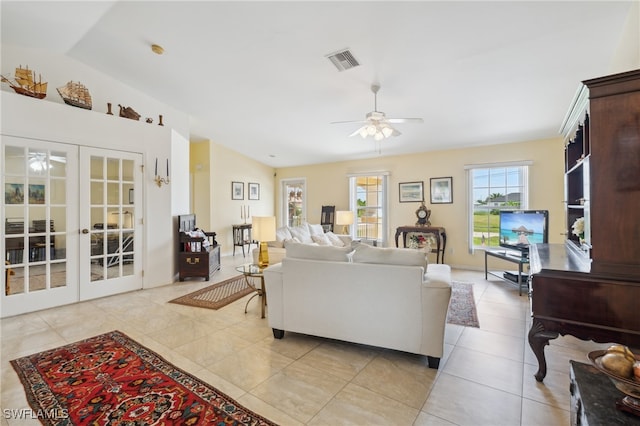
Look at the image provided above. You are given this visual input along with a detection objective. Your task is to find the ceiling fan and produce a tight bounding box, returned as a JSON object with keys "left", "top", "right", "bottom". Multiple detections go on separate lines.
{"left": 332, "top": 84, "right": 423, "bottom": 141}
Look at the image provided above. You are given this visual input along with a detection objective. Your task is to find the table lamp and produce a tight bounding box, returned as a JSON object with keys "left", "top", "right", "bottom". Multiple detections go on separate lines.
{"left": 335, "top": 210, "right": 354, "bottom": 235}
{"left": 252, "top": 216, "right": 276, "bottom": 268}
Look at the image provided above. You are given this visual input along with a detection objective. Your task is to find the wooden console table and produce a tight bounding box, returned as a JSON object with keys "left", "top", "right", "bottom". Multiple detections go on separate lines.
{"left": 394, "top": 226, "right": 446, "bottom": 264}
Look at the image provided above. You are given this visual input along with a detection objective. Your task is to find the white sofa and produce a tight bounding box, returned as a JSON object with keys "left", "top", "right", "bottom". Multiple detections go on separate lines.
{"left": 252, "top": 222, "right": 352, "bottom": 265}
{"left": 263, "top": 243, "right": 452, "bottom": 368}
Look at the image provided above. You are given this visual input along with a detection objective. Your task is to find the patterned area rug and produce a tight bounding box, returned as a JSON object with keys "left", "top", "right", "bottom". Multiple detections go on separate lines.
{"left": 10, "top": 330, "right": 277, "bottom": 425}
{"left": 447, "top": 281, "right": 480, "bottom": 328}
{"left": 169, "top": 274, "right": 256, "bottom": 310}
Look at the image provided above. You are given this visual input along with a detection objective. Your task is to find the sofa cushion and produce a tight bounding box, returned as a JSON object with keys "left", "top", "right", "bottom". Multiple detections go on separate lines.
{"left": 325, "top": 232, "right": 346, "bottom": 247}
{"left": 352, "top": 244, "right": 427, "bottom": 269}
{"left": 289, "top": 224, "right": 314, "bottom": 244}
{"left": 311, "top": 234, "right": 332, "bottom": 246}
{"left": 286, "top": 242, "right": 352, "bottom": 262}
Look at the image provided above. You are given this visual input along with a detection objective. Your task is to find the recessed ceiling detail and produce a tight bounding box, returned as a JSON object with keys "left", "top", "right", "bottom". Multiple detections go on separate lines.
{"left": 325, "top": 48, "right": 359, "bottom": 71}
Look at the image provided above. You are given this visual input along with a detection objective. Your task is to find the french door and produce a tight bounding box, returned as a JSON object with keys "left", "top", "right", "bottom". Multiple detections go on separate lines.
{"left": 282, "top": 178, "right": 306, "bottom": 227}
{"left": 79, "top": 148, "right": 143, "bottom": 301}
{"left": 2, "top": 137, "right": 79, "bottom": 317}
{"left": 2, "top": 140, "right": 143, "bottom": 317}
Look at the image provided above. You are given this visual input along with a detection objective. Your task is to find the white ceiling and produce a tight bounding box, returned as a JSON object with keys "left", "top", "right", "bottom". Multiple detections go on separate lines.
{"left": 1, "top": 1, "right": 633, "bottom": 167}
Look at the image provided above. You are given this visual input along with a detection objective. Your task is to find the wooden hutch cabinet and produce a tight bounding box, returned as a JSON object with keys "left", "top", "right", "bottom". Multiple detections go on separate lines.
{"left": 528, "top": 69, "right": 640, "bottom": 382}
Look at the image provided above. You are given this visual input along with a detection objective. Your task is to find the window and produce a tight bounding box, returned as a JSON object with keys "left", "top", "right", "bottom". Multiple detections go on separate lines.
{"left": 467, "top": 163, "right": 530, "bottom": 252}
{"left": 349, "top": 174, "right": 388, "bottom": 245}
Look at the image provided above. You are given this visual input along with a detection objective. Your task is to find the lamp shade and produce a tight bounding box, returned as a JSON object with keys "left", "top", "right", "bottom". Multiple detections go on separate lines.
{"left": 335, "top": 211, "right": 354, "bottom": 226}
{"left": 252, "top": 216, "right": 276, "bottom": 242}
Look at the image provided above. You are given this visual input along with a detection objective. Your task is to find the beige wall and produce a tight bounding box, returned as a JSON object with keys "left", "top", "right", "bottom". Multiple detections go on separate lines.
{"left": 190, "top": 141, "right": 211, "bottom": 231}
{"left": 275, "top": 137, "right": 565, "bottom": 270}
{"left": 196, "top": 141, "right": 276, "bottom": 256}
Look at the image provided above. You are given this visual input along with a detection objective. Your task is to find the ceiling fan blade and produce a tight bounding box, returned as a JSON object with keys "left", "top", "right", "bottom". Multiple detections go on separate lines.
{"left": 387, "top": 118, "right": 424, "bottom": 124}
{"left": 349, "top": 126, "right": 366, "bottom": 138}
{"left": 331, "top": 119, "right": 367, "bottom": 125}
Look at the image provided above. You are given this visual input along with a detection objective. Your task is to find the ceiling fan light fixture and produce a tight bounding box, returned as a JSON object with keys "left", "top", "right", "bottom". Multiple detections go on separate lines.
{"left": 366, "top": 125, "right": 377, "bottom": 136}
{"left": 381, "top": 126, "right": 394, "bottom": 138}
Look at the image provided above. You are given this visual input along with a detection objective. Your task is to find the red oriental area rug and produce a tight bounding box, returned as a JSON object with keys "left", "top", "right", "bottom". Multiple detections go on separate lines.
{"left": 10, "top": 330, "right": 277, "bottom": 426}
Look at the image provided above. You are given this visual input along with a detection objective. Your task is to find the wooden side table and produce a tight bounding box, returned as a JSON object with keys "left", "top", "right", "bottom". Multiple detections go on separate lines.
{"left": 232, "top": 224, "right": 255, "bottom": 257}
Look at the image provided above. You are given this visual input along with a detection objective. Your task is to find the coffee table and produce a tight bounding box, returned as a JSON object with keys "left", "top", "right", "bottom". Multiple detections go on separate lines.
{"left": 235, "top": 264, "right": 266, "bottom": 318}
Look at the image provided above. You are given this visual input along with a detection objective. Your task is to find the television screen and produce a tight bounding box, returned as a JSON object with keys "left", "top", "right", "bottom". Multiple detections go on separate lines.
{"left": 499, "top": 210, "right": 549, "bottom": 254}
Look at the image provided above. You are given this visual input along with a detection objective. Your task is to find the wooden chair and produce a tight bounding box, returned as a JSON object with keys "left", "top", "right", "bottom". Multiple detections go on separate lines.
{"left": 321, "top": 205, "right": 335, "bottom": 232}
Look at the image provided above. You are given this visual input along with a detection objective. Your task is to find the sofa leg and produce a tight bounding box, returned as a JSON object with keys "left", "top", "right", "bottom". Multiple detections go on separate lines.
{"left": 272, "top": 328, "right": 285, "bottom": 339}
{"left": 427, "top": 356, "right": 440, "bottom": 369}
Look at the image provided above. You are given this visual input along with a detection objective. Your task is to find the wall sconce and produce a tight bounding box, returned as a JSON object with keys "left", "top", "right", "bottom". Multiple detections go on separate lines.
{"left": 154, "top": 158, "right": 170, "bottom": 187}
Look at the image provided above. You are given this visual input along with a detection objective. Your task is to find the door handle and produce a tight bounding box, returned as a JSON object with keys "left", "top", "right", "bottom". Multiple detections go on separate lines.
{"left": 82, "top": 229, "right": 89, "bottom": 234}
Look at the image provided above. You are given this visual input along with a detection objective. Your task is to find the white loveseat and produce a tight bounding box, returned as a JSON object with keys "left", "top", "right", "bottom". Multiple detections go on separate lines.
{"left": 263, "top": 243, "right": 452, "bottom": 368}
{"left": 252, "top": 222, "right": 352, "bottom": 265}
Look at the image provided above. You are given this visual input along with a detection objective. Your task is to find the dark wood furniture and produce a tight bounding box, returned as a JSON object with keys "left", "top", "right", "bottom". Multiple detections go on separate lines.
{"left": 484, "top": 249, "right": 530, "bottom": 296}
{"left": 178, "top": 214, "right": 220, "bottom": 281}
{"left": 321, "top": 205, "right": 335, "bottom": 232}
{"left": 394, "top": 225, "right": 447, "bottom": 263}
{"left": 528, "top": 69, "right": 640, "bottom": 383}
{"left": 570, "top": 361, "right": 640, "bottom": 425}
{"left": 232, "top": 223, "right": 254, "bottom": 257}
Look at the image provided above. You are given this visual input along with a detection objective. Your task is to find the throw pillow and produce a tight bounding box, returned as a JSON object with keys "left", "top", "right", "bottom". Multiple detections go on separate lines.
{"left": 352, "top": 244, "right": 428, "bottom": 269}
{"left": 308, "top": 223, "right": 325, "bottom": 236}
{"left": 285, "top": 243, "right": 352, "bottom": 262}
{"left": 311, "top": 234, "right": 331, "bottom": 246}
{"left": 289, "top": 224, "right": 314, "bottom": 244}
{"left": 325, "top": 232, "right": 346, "bottom": 247}
{"left": 275, "top": 226, "right": 293, "bottom": 243}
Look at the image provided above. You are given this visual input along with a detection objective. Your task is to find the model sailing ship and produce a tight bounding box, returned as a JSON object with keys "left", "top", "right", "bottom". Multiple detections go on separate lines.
{"left": 1, "top": 65, "right": 47, "bottom": 99}
{"left": 57, "top": 81, "right": 92, "bottom": 110}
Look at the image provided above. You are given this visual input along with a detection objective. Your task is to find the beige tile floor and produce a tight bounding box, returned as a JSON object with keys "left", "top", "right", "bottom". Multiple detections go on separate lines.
{"left": 0, "top": 255, "right": 613, "bottom": 425}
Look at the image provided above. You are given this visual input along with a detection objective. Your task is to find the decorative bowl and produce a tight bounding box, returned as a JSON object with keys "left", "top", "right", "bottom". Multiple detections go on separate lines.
{"left": 588, "top": 349, "right": 640, "bottom": 414}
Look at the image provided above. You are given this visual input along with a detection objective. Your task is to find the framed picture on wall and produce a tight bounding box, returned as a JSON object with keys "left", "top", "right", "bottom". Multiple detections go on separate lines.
{"left": 232, "top": 181, "right": 244, "bottom": 200}
{"left": 430, "top": 177, "right": 453, "bottom": 204}
{"left": 248, "top": 182, "right": 260, "bottom": 200}
{"left": 399, "top": 181, "right": 424, "bottom": 203}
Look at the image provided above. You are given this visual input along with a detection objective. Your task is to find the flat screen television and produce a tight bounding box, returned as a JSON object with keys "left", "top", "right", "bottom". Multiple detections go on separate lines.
{"left": 499, "top": 210, "right": 549, "bottom": 256}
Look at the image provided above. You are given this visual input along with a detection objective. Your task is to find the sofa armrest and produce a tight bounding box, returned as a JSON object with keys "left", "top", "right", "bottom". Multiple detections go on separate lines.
{"left": 422, "top": 263, "right": 452, "bottom": 288}
{"left": 263, "top": 263, "right": 284, "bottom": 328}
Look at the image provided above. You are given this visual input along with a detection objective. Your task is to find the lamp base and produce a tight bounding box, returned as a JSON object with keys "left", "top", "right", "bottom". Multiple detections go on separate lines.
{"left": 258, "top": 241, "right": 270, "bottom": 268}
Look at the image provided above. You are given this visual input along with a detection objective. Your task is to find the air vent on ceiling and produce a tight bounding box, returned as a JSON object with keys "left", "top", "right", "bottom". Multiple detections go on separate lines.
{"left": 326, "top": 49, "right": 360, "bottom": 72}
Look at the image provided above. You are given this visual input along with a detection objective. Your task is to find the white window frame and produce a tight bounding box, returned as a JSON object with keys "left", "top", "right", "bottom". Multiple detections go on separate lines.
{"left": 465, "top": 161, "right": 532, "bottom": 253}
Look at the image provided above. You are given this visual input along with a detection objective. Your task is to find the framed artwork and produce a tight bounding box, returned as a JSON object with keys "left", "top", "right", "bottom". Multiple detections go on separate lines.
{"left": 5, "top": 183, "right": 24, "bottom": 204}
{"left": 398, "top": 181, "right": 424, "bottom": 203}
{"left": 232, "top": 181, "right": 244, "bottom": 200}
{"left": 248, "top": 182, "right": 260, "bottom": 200}
{"left": 430, "top": 177, "right": 453, "bottom": 204}
{"left": 28, "top": 184, "right": 45, "bottom": 204}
